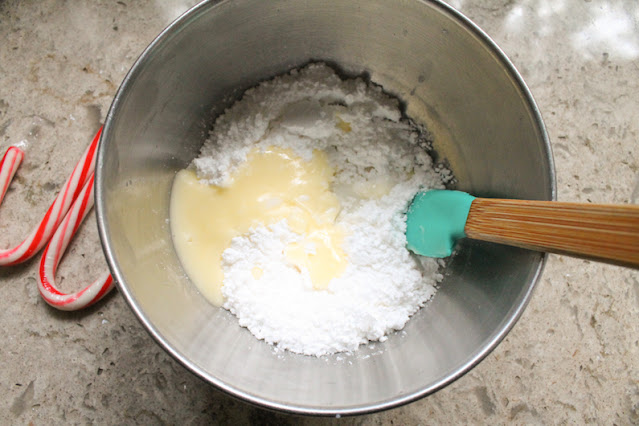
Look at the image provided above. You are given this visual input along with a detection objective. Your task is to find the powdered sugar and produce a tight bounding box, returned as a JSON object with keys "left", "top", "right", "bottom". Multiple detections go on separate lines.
{"left": 193, "top": 64, "right": 426, "bottom": 188}
{"left": 194, "top": 63, "right": 446, "bottom": 356}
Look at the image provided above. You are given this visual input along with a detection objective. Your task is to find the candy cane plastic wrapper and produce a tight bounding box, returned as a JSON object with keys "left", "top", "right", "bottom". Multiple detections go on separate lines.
{"left": 0, "top": 128, "right": 115, "bottom": 310}
{"left": 38, "top": 173, "right": 115, "bottom": 310}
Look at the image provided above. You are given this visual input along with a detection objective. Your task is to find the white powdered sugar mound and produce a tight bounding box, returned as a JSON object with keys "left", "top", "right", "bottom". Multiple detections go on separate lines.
{"left": 195, "top": 63, "right": 447, "bottom": 357}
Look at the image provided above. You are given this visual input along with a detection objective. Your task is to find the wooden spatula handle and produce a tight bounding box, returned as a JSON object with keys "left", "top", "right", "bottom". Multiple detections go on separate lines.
{"left": 465, "top": 198, "right": 639, "bottom": 268}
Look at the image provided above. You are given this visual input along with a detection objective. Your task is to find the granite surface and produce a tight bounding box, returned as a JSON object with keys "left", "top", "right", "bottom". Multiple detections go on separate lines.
{"left": 1, "top": 0, "right": 638, "bottom": 424}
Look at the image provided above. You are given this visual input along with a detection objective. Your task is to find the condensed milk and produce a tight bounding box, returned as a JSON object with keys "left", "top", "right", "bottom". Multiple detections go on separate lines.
{"left": 170, "top": 146, "right": 347, "bottom": 306}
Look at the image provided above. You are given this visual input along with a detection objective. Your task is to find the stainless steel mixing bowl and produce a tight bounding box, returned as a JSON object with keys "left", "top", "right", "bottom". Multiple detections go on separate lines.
{"left": 95, "top": 0, "right": 555, "bottom": 415}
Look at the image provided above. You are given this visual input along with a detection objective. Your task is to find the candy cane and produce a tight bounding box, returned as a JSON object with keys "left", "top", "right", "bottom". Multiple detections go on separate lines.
{"left": 0, "top": 146, "right": 25, "bottom": 205}
{"left": 1, "top": 127, "right": 115, "bottom": 310}
{"left": 38, "top": 172, "right": 114, "bottom": 310}
{"left": 0, "top": 129, "right": 101, "bottom": 266}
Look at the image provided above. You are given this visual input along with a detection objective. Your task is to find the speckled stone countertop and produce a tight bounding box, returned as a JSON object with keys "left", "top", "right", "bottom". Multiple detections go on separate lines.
{"left": 1, "top": 1, "right": 638, "bottom": 424}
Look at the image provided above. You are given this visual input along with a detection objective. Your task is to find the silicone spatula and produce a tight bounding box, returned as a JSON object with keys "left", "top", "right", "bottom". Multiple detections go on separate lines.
{"left": 405, "top": 189, "right": 639, "bottom": 268}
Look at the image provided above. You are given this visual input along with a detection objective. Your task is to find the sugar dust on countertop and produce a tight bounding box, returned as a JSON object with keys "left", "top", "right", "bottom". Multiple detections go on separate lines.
{"left": 170, "top": 63, "right": 448, "bottom": 357}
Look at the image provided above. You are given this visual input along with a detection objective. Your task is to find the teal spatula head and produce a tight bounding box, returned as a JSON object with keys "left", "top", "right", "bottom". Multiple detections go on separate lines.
{"left": 405, "top": 190, "right": 476, "bottom": 257}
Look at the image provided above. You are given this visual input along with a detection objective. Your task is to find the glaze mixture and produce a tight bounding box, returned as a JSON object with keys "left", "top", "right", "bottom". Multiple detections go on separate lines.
{"left": 170, "top": 64, "right": 448, "bottom": 356}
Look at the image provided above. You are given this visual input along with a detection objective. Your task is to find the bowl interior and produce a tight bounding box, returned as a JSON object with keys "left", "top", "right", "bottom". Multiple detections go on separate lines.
{"left": 96, "top": 0, "right": 554, "bottom": 415}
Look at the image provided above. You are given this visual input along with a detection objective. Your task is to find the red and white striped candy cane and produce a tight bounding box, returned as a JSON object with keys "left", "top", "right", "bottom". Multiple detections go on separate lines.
{"left": 1, "top": 128, "right": 115, "bottom": 310}
{"left": 38, "top": 172, "right": 115, "bottom": 310}
{"left": 0, "top": 146, "right": 25, "bottom": 206}
{"left": 0, "top": 129, "right": 101, "bottom": 266}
